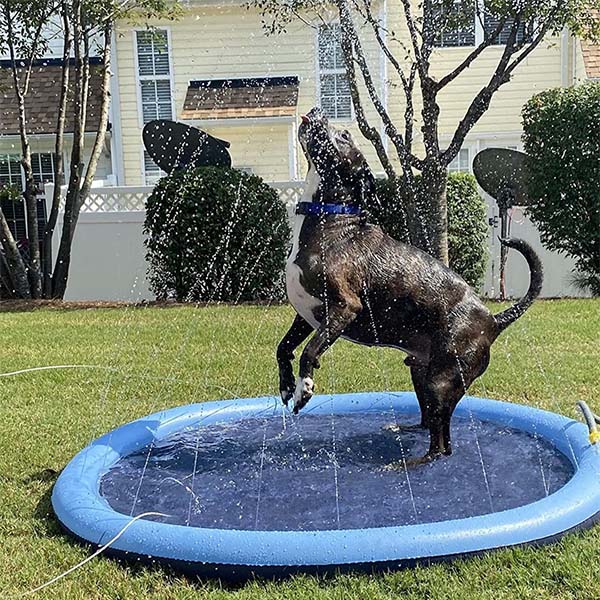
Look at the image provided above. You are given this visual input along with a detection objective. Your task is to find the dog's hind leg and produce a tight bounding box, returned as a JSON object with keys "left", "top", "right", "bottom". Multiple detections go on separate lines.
{"left": 293, "top": 295, "right": 362, "bottom": 413}
{"left": 384, "top": 365, "right": 429, "bottom": 433}
{"left": 420, "top": 358, "right": 468, "bottom": 460}
{"left": 277, "top": 314, "right": 313, "bottom": 406}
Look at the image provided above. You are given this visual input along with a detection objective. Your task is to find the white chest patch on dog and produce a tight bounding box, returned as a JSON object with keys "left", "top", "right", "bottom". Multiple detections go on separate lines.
{"left": 286, "top": 164, "right": 322, "bottom": 330}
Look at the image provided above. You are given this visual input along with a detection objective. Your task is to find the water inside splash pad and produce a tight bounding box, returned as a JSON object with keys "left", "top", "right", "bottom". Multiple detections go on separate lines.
{"left": 100, "top": 411, "right": 573, "bottom": 531}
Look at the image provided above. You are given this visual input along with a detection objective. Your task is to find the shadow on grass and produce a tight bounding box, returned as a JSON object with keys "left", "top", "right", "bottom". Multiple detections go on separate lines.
{"left": 0, "top": 299, "right": 286, "bottom": 313}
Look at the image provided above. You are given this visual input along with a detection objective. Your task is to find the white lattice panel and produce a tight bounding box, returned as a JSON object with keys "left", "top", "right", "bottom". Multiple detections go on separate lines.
{"left": 271, "top": 181, "right": 305, "bottom": 213}
{"left": 80, "top": 189, "right": 151, "bottom": 213}
{"left": 46, "top": 182, "right": 305, "bottom": 214}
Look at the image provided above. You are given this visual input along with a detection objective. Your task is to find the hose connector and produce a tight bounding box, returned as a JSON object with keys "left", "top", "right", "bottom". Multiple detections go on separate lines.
{"left": 576, "top": 401, "right": 600, "bottom": 445}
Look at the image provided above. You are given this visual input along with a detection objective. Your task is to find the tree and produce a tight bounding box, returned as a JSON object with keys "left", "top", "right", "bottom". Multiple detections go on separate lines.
{"left": 522, "top": 83, "right": 600, "bottom": 296}
{"left": 0, "top": 0, "right": 180, "bottom": 299}
{"left": 256, "top": 0, "right": 600, "bottom": 264}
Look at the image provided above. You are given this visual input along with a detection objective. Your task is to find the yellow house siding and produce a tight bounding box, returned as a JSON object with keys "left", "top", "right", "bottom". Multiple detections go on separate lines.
{"left": 384, "top": 2, "right": 564, "bottom": 164}
{"left": 114, "top": 2, "right": 571, "bottom": 183}
{"left": 114, "top": 3, "right": 386, "bottom": 184}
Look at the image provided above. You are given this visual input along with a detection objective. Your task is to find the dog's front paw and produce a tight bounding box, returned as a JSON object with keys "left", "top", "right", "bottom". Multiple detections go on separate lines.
{"left": 292, "top": 376, "right": 314, "bottom": 413}
{"left": 280, "top": 381, "right": 295, "bottom": 406}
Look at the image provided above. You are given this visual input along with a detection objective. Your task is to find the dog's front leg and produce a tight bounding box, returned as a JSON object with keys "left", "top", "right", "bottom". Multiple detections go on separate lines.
{"left": 277, "top": 314, "right": 313, "bottom": 406}
{"left": 293, "top": 297, "right": 362, "bottom": 413}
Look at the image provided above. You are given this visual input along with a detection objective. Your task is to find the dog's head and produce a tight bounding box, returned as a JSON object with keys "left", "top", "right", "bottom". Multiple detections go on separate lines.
{"left": 298, "top": 107, "right": 376, "bottom": 205}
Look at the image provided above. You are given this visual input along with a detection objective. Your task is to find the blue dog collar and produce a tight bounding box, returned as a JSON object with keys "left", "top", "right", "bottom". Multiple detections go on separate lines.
{"left": 296, "top": 202, "right": 362, "bottom": 216}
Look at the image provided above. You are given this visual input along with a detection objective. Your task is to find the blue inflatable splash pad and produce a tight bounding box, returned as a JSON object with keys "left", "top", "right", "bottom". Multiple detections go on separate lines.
{"left": 52, "top": 393, "right": 600, "bottom": 580}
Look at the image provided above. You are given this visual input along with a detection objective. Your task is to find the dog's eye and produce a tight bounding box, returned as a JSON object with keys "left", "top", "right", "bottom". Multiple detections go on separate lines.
{"left": 341, "top": 130, "right": 351, "bottom": 140}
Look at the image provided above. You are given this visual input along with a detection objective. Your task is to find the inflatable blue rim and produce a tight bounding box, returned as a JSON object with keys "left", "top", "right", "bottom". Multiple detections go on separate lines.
{"left": 52, "top": 392, "right": 600, "bottom": 580}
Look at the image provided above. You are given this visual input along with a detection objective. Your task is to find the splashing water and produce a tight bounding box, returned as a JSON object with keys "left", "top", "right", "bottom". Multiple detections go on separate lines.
{"left": 100, "top": 411, "right": 573, "bottom": 532}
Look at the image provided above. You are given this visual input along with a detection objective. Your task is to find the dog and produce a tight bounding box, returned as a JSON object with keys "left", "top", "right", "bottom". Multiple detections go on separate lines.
{"left": 276, "top": 107, "right": 543, "bottom": 465}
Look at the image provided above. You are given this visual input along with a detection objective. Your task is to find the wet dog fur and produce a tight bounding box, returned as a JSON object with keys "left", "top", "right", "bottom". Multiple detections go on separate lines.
{"left": 277, "top": 108, "right": 543, "bottom": 465}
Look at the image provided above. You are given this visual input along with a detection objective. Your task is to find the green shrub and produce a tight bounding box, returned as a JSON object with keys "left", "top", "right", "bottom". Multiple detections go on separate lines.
{"left": 144, "top": 167, "right": 291, "bottom": 302}
{"left": 368, "top": 172, "right": 488, "bottom": 290}
{"left": 522, "top": 83, "right": 600, "bottom": 296}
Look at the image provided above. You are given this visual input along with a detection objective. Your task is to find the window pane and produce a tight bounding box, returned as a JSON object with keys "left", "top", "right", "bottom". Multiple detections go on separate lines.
{"left": 142, "top": 103, "right": 159, "bottom": 123}
{"left": 318, "top": 29, "right": 335, "bottom": 70}
{"left": 136, "top": 30, "right": 170, "bottom": 77}
{"left": 0, "top": 155, "right": 23, "bottom": 189}
{"left": 336, "top": 94, "right": 352, "bottom": 120}
{"left": 434, "top": 1, "right": 476, "bottom": 47}
{"left": 140, "top": 80, "right": 172, "bottom": 123}
{"left": 320, "top": 95, "right": 336, "bottom": 119}
{"left": 144, "top": 150, "right": 164, "bottom": 185}
{"left": 320, "top": 73, "right": 336, "bottom": 96}
{"left": 449, "top": 148, "right": 470, "bottom": 173}
{"left": 155, "top": 80, "right": 172, "bottom": 102}
{"left": 484, "top": 12, "right": 531, "bottom": 46}
{"left": 141, "top": 80, "right": 156, "bottom": 102}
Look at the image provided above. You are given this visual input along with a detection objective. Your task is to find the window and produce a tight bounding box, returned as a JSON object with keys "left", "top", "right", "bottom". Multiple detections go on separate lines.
{"left": 483, "top": 13, "right": 531, "bottom": 46}
{"left": 143, "top": 150, "right": 164, "bottom": 186}
{"left": 136, "top": 30, "right": 173, "bottom": 184}
{"left": 434, "top": 2, "right": 532, "bottom": 48}
{"left": 0, "top": 153, "right": 54, "bottom": 241}
{"left": 0, "top": 155, "right": 22, "bottom": 188}
{"left": 236, "top": 167, "right": 255, "bottom": 175}
{"left": 318, "top": 24, "right": 351, "bottom": 120}
{"left": 434, "top": 1, "right": 476, "bottom": 47}
{"left": 31, "top": 153, "right": 57, "bottom": 190}
{"left": 0, "top": 153, "right": 57, "bottom": 191}
{"left": 449, "top": 148, "right": 471, "bottom": 173}
{"left": 135, "top": 30, "right": 173, "bottom": 125}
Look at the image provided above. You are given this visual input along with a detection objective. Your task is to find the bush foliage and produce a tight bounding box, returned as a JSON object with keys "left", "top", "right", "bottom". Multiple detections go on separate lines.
{"left": 369, "top": 172, "right": 488, "bottom": 289}
{"left": 144, "top": 167, "right": 291, "bottom": 302}
{"left": 522, "top": 84, "right": 600, "bottom": 296}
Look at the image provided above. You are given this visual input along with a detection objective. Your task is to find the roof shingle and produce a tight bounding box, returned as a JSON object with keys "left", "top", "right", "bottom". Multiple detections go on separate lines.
{"left": 181, "top": 76, "right": 299, "bottom": 120}
{"left": 581, "top": 10, "right": 600, "bottom": 79}
{"left": 0, "top": 61, "right": 105, "bottom": 136}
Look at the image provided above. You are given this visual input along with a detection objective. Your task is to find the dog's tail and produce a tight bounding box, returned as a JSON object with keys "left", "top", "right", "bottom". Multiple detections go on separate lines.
{"left": 493, "top": 238, "right": 543, "bottom": 334}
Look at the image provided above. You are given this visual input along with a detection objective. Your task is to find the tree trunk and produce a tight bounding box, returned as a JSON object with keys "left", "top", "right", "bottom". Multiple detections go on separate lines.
{"left": 51, "top": 0, "right": 87, "bottom": 299}
{"left": 43, "top": 2, "right": 71, "bottom": 298}
{"left": 52, "top": 18, "right": 112, "bottom": 299}
{"left": 5, "top": 8, "right": 43, "bottom": 298}
{"left": 0, "top": 208, "right": 31, "bottom": 298}
{"left": 413, "top": 161, "right": 449, "bottom": 265}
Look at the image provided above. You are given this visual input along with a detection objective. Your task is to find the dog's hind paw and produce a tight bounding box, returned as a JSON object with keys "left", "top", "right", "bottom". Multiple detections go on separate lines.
{"left": 383, "top": 422, "right": 424, "bottom": 433}
{"left": 292, "top": 376, "right": 314, "bottom": 413}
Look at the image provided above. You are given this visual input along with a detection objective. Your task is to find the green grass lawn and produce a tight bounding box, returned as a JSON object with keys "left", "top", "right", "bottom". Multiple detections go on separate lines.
{"left": 0, "top": 299, "right": 599, "bottom": 599}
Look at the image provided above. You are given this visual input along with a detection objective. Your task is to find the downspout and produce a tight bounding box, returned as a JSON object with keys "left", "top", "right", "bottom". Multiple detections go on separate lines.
{"left": 379, "top": 0, "right": 389, "bottom": 155}
{"left": 109, "top": 27, "right": 125, "bottom": 185}
{"left": 560, "top": 27, "right": 571, "bottom": 88}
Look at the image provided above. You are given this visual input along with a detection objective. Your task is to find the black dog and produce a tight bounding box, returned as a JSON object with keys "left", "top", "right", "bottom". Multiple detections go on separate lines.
{"left": 277, "top": 108, "right": 543, "bottom": 465}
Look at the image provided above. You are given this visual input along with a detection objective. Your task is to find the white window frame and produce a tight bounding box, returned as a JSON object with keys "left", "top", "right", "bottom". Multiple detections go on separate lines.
{"left": 0, "top": 154, "right": 24, "bottom": 188}
{"left": 141, "top": 148, "right": 166, "bottom": 186}
{"left": 316, "top": 23, "right": 353, "bottom": 121}
{"left": 448, "top": 147, "right": 472, "bottom": 173}
{"left": 0, "top": 153, "right": 58, "bottom": 191}
{"left": 436, "top": 0, "right": 531, "bottom": 49}
{"left": 133, "top": 27, "right": 176, "bottom": 130}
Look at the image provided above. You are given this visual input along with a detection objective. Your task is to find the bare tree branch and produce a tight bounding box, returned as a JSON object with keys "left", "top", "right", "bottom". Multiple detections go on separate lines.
{"left": 78, "top": 21, "right": 113, "bottom": 215}
{"left": 335, "top": 0, "right": 396, "bottom": 178}
{"left": 434, "top": 16, "right": 510, "bottom": 90}
{"left": 441, "top": 20, "right": 522, "bottom": 164}
{"left": 338, "top": 0, "right": 424, "bottom": 171}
